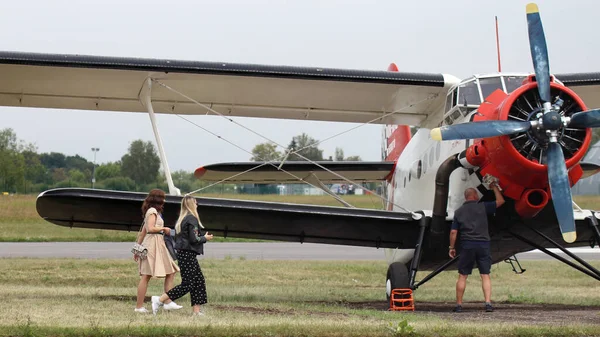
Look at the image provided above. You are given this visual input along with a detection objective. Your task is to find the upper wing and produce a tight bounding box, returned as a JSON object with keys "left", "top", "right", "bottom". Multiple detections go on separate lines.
{"left": 0, "top": 51, "right": 458, "bottom": 128}
{"left": 194, "top": 161, "right": 395, "bottom": 183}
{"left": 556, "top": 72, "right": 600, "bottom": 109}
{"left": 36, "top": 188, "right": 421, "bottom": 249}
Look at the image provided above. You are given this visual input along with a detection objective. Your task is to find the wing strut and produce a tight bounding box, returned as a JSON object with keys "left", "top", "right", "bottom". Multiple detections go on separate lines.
{"left": 140, "top": 78, "right": 181, "bottom": 196}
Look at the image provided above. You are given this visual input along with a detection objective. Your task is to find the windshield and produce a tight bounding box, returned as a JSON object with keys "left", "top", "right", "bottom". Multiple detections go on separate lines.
{"left": 504, "top": 76, "right": 527, "bottom": 93}
{"left": 457, "top": 80, "right": 480, "bottom": 106}
{"left": 479, "top": 77, "right": 503, "bottom": 99}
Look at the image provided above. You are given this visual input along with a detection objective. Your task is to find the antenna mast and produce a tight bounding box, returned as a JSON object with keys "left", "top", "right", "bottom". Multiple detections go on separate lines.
{"left": 495, "top": 16, "right": 502, "bottom": 72}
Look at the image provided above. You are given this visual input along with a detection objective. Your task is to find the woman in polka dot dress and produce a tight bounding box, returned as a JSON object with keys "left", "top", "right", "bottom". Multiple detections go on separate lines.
{"left": 152, "top": 195, "right": 213, "bottom": 316}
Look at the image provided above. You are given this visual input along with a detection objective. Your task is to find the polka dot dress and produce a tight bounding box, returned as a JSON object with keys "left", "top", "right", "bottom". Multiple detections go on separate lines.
{"left": 166, "top": 250, "right": 207, "bottom": 306}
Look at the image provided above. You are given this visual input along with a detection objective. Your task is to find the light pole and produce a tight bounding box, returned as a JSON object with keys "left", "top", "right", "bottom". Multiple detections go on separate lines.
{"left": 91, "top": 147, "right": 100, "bottom": 189}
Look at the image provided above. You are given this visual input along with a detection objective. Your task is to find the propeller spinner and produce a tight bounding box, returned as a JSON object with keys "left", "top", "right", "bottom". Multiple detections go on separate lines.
{"left": 430, "top": 3, "right": 600, "bottom": 243}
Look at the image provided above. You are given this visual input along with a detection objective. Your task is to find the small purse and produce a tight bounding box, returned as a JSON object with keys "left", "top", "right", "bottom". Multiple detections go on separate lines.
{"left": 131, "top": 221, "right": 148, "bottom": 260}
{"left": 131, "top": 243, "right": 148, "bottom": 259}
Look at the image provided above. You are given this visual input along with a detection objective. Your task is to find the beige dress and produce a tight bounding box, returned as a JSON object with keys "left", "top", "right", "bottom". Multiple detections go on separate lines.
{"left": 138, "top": 207, "right": 180, "bottom": 277}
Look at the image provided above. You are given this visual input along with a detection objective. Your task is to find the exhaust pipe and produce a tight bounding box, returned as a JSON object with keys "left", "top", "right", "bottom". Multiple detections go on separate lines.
{"left": 431, "top": 154, "right": 461, "bottom": 236}
{"left": 515, "top": 189, "right": 549, "bottom": 218}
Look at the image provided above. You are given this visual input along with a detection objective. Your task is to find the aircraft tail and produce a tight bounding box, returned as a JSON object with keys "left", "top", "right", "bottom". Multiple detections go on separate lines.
{"left": 382, "top": 63, "right": 412, "bottom": 162}
{"left": 382, "top": 63, "right": 412, "bottom": 210}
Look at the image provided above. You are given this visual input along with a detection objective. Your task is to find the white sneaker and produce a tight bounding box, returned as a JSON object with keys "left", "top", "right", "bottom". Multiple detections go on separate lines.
{"left": 134, "top": 307, "right": 149, "bottom": 314}
{"left": 163, "top": 301, "right": 183, "bottom": 310}
{"left": 151, "top": 296, "right": 163, "bottom": 315}
{"left": 192, "top": 311, "right": 205, "bottom": 317}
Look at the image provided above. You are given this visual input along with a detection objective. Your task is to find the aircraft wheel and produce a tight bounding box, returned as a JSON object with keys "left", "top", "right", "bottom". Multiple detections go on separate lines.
{"left": 385, "top": 262, "right": 409, "bottom": 301}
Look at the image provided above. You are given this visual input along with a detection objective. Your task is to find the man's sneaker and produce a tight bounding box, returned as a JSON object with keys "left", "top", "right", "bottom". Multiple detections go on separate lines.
{"left": 134, "top": 307, "right": 149, "bottom": 314}
{"left": 151, "top": 296, "right": 163, "bottom": 315}
{"left": 485, "top": 302, "right": 494, "bottom": 312}
{"left": 453, "top": 304, "right": 463, "bottom": 313}
{"left": 163, "top": 301, "right": 183, "bottom": 311}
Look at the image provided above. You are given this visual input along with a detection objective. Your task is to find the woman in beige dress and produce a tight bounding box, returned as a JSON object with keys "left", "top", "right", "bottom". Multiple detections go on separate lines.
{"left": 133, "top": 189, "right": 182, "bottom": 313}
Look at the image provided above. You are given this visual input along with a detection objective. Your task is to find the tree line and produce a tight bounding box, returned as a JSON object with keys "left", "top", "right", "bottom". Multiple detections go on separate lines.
{"left": 1, "top": 129, "right": 363, "bottom": 194}
{"left": 0, "top": 128, "right": 215, "bottom": 194}
{"left": 250, "top": 133, "right": 362, "bottom": 162}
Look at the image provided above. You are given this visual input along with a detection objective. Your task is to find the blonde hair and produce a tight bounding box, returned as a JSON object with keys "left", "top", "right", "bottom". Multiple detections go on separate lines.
{"left": 175, "top": 195, "right": 203, "bottom": 234}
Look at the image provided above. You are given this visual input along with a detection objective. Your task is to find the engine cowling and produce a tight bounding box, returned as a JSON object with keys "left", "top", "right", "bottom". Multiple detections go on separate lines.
{"left": 471, "top": 77, "right": 591, "bottom": 217}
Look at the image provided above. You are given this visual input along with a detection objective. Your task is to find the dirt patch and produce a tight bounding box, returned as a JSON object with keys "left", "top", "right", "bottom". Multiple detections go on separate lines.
{"left": 334, "top": 300, "right": 600, "bottom": 325}
{"left": 94, "top": 295, "right": 600, "bottom": 325}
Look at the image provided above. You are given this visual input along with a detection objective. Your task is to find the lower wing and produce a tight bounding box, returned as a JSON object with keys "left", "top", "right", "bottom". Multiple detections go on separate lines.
{"left": 37, "top": 188, "right": 421, "bottom": 249}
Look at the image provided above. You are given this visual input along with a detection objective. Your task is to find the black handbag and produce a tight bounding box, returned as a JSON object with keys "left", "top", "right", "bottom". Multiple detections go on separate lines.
{"left": 164, "top": 233, "right": 177, "bottom": 261}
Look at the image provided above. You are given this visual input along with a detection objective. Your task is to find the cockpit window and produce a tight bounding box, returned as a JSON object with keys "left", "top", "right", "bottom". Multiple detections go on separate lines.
{"left": 479, "top": 77, "right": 503, "bottom": 100}
{"left": 451, "top": 109, "right": 462, "bottom": 120}
{"left": 445, "top": 93, "right": 452, "bottom": 112}
{"left": 504, "top": 76, "right": 527, "bottom": 93}
{"left": 457, "top": 80, "right": 480, "bottom": 106}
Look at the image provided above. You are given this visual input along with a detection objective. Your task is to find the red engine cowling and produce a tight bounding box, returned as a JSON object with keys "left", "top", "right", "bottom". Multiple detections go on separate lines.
{"left": 470, "top": 77, "right": 591, "bottom": 218}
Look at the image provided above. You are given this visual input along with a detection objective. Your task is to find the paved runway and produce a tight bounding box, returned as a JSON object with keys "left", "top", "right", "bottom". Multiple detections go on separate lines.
{"left": 0, "top": 242, "right": 599, "bottom": 260}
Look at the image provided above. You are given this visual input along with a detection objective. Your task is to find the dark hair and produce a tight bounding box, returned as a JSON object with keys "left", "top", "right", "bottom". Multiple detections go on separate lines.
{"left": 141, "top": 189, "right": 166, "bottom": 217}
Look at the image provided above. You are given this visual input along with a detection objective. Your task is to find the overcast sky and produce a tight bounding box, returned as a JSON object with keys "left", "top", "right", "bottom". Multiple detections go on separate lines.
{"left": 1, "top": 0, "right": 598, "bottom": 171}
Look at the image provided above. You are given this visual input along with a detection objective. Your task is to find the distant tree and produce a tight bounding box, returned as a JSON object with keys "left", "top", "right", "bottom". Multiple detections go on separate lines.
{"left": 101, "top": 176, "right": 136, "bottom": 191}
{"left": 335, "top": 147, "right": 344, "bottom": 161}
{"left": 65, "top": 155, "right": 92, "bottom": 172}
{"left": 52, "top": 168, "right": 68, "bottom": 182}
{"left": 40, "top": 152, "right": 67, "bottom": 170}
{"left": 345, "top": 155, "right": 362, "bottom": 161}
{"left": 287, "top": 139, "right": 298, "bottom": 159}
{"left": 95, "top": 162, "right": 122, "bottom": 181}
{"left": 251, "top": 143, "right": 282, "bottom": 161}
{"left": 172, "top": 170, "right": 194, "bottom": 193}
{"left": 287, "top": 133, "right": 323, "bottom": 161}
{"left": 0, "top": 129, "right": 29, "bottom": 192}
{"left": 23, "top": 150, "right": 48, "bottom": 184}
{"left": 0, "top": 128, "right": 20, "bottom": 151}
{"left": 68, "top": 169, "right": 86, "bottom": 183}
{"left": 121, "top": 140, "right": 160, "bottom": 187}
{"left": 333, "top": 146, "right": 361, "bottom": 162}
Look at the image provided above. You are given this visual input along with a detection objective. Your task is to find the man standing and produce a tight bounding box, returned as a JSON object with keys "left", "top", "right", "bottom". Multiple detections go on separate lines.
{"left": 449, "top": 183, "right": 504, "bottom": 313}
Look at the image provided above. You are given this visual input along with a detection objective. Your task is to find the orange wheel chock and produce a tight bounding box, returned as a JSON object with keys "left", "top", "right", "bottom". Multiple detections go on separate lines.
{"left": 389, "top": 288, "right": 415, "bottom": 311}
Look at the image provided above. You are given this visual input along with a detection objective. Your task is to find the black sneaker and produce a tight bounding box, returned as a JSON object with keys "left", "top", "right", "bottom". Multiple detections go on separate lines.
{"left": 485, "top": 303, "right": 494, "bottom": 312}
{"left": 453, "top": 304, "right": 463, "bottom": 313}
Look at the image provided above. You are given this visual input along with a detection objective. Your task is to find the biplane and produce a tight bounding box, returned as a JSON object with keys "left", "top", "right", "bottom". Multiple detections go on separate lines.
{"left": 3, "top": 3, "right": 600, "bottom": 298}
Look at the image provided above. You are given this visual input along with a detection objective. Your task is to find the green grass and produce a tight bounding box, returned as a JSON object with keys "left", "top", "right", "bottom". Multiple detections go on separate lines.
{"left": 0, "top": 258, "right": 599, "bottom": 336}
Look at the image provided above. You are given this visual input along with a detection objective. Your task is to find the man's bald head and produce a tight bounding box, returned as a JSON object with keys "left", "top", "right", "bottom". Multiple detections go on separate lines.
{"left": 464, "top": 188, "right": 479, "bottom": 201}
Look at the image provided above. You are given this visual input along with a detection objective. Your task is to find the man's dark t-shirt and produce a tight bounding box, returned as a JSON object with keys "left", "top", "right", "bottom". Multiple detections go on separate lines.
{"left": 452, "top": 200, "right": 496, "bottom": 247}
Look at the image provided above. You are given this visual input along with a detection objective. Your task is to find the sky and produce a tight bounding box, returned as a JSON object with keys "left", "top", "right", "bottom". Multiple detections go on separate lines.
{"left": 1, "top": 0, "right": 599, "bottom": 172}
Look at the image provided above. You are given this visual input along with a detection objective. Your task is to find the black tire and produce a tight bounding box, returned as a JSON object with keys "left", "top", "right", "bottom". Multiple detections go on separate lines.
{"left": 386, "top": 262, "right": 410, "bottom": 301}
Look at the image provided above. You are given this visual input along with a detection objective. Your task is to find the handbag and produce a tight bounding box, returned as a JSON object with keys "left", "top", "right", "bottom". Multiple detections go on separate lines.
{"left": 131, "top": 243, "right": 148, "bottom": 260}
{"left": 131, "top": 221, "right": 148, "bottom": 260}
{"left": 164, "top": 233, "right": 177, "bottom": 261}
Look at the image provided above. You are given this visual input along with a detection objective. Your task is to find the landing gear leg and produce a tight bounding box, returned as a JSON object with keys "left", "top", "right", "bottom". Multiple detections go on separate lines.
{"left": 408, "top": 213, "right": 429, "bottom": 288}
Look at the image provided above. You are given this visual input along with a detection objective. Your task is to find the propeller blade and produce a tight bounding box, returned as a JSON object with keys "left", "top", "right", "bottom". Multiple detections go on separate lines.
{"left": 569, "top": 109, "right": 600, "bottom": 128}
{"left": 430, "top": 121, "right": 532, "bottom": 141}
{"left": 547, "top": 142, "right": 576, "bottom": 243}
{"left": 526, "top": 3, "right": 551, "bottom": 104}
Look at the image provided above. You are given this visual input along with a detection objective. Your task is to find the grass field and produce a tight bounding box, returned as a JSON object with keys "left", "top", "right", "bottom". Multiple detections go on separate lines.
{"left": 2, "top": 194, "right": 600, "bottom": 336}
{"left": 0, "top": 258, "right": 599, "bottom": 337}
{"left": 1, "top": 194, "right": 599, "bottom": 242}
